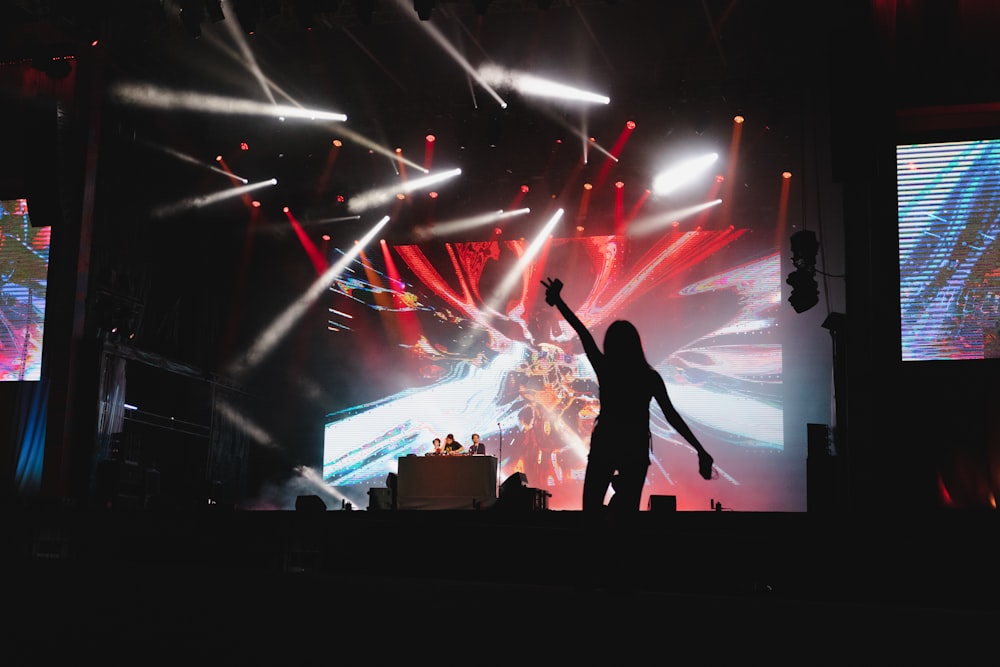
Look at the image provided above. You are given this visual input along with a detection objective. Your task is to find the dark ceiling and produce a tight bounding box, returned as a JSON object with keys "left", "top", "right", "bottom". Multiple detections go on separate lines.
{"left": 3, "top": 0, "right": 834, "bottom": 233}
{"left": 2, "top": 0, "right": 998, "bottom": 376}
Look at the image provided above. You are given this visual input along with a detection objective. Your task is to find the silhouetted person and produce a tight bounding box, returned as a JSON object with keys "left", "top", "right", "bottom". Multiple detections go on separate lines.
{"left": 541, "top": 277, "right": 714, "bottom": 514}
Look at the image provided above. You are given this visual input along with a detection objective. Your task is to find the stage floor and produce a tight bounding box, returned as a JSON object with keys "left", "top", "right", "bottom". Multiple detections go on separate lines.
{"left": 5, "top": 503, "right": 998, "bottom": 661}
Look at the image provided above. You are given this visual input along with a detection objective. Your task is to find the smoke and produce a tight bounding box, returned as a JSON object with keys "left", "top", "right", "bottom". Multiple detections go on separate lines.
{"left": 242, "top": 465, "right": 346, "bottom": 510}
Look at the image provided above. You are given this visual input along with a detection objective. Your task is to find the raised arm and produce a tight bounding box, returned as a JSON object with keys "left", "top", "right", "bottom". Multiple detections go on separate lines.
{"left": 652, "top": 371, "right": 715, "bottom": 480}
{"left": 540, "top": 277, "right": 600, "bottom": 359}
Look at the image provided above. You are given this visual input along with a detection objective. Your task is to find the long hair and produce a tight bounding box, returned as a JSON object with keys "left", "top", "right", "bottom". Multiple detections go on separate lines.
{"left": 602, "top": 320, "right": 650, "bottom": 370}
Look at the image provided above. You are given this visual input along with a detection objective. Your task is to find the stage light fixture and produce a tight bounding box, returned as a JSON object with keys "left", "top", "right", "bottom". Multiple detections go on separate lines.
{"left": 179, "top": 0, "right": 205, "bottom": 38}
{"left": 233, "top": 0, "right": 259, "bottom": 32}
{"left": 30, "top": 53, "right": 73, "bottom": 79}
{"left": 206, "top": 1, "right": 225, "bottom": 22}
{"left": 787, "top": 229, "right": 820, "bottom": 313}
{"left": 414, "top": 0, "right": 434, "bottom": 20}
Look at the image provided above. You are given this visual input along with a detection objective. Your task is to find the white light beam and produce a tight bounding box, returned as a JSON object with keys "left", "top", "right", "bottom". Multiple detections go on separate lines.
{"left": 151, "top": 178, "right": 278, "bottom": 218}
{"left": 110, "top": 82, "right": 347, "bottom": 121}
{"left": 348, "top": 168, "right": 462, "bottom": 213}
{"left": 226, "top": 216, "right": 391, "bottom": 377}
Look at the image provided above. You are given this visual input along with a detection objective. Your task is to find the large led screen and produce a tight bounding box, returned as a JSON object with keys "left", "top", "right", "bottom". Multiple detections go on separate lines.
{"left": 897, "top": 138, "right": 1000, "bottom": 361}
{"left": 322, "top": 228, "right": 794, "bottom": 512}
{"left": 0, "top": 198, "right": 49, "bottom": 381}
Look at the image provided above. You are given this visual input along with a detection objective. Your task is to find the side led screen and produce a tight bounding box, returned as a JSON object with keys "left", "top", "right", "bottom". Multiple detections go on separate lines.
{"left": 0, "top": 198, "right": 49, "bottom": 381}
{"left": 897, "top": 138, "right": 1000, "bottom": 361}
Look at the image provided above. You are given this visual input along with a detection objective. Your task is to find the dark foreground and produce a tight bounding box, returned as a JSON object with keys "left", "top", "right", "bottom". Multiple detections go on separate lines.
{"left": 4, "top": 502, "right": 998, "bottom": 663}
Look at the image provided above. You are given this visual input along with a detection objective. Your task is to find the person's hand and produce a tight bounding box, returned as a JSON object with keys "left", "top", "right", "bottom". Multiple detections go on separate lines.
{"left": 698, "top": 451, "right": 714, "bottom": 480}
{"left": 540, "top": 277, "right": 563, "bottom": 306}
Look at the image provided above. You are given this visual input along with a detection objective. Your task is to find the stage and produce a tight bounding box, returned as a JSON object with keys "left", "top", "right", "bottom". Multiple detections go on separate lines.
{"left": 4, "top": 501, "right": 998, "bottom": 661}
{"left": 6, "top": 501, "right": 998, "bottom": 605}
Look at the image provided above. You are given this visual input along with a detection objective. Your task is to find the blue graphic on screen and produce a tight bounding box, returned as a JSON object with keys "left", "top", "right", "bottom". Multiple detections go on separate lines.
{"left": 897, "top": 139, "right": 1000, "bottom": 361}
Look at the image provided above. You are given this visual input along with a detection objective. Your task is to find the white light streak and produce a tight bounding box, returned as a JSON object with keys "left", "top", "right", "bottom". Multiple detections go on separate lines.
{"left": 334, "top": 125, "right": 429, "bottom": 174}
{"left": 628, "top": 199, "right": 723, "bottom": 237}
{"left": 348, "top": 168, "right": 462, "bottom": 213}
{"left": 418, "top": 207, "right": 530, "bottom": 238}
{"left": 392, "top": 0, "right": 508, "bottom": 109}
{"left": 226, "top": 216, "right": 391, "bottom": 377}
{"left": 151, "top": 178, "right": 278, "bottom": 218}
{"left": 110, "top": 82, "right": 347, "bottom": 121}
{"left": 477, "top": 64, "right": 610, "bottom": 105}
{"left": 493, "top": 208, "right": 564, "bottom": 300}
{"left": 138, "top": 138, "right": 246, "bottom": 181}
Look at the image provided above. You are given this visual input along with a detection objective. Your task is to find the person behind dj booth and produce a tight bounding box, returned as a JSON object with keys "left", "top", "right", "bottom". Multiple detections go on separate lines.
{"left": 443, "top": 433, "right": 464, "bottom": 455}
{"left": 430, "top": 437, "right": 443, "bottom": 455}
{"left": 468, "top": 433, "right": 486, "bottom": 455}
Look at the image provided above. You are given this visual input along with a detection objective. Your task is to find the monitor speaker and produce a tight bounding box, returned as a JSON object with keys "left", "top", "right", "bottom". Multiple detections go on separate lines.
{"left": 647, "top": 495, "right": 676, "bottom": 512}
{"left": 499, "top": 472, "right": 528, "bottom": 495}
{"left": 495, "top": 472, "right": 531, "bottom": 511}
{"left": 295, "top": 495, "right": 327, "bottom": 513}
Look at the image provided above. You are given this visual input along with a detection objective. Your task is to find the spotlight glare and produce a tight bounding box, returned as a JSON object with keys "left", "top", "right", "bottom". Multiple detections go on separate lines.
{"left": 652, "top": 153, "right": 719, "bottom": 196}
{"left": 782, "top": 171, "right": 792, "bottom": 179}
{"left": 626, "top": 120, "right": 636, "bottom": 130}
{"left": 426, "top": 134, "right": 436, "bottom": 143}
{"left": 520, "top": 184, "right": 529, "bottom": 193}
{"left": 215, "top": 154, "right": 223, "bottom": 162}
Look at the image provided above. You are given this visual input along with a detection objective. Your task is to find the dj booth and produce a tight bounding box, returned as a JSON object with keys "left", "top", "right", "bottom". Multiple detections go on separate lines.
{"left": 396, "top": 455, "right": 498, "bottom": 510}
